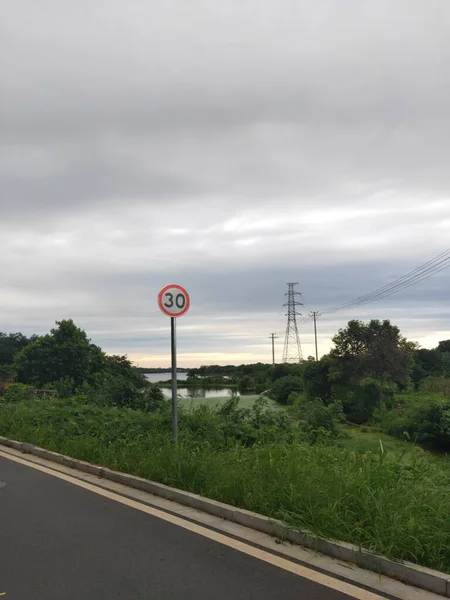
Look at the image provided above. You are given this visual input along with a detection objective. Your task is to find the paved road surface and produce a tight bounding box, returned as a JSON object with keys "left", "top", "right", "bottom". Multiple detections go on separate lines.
{"left": 0, "top": 452, "right": 390, "bottom": 600}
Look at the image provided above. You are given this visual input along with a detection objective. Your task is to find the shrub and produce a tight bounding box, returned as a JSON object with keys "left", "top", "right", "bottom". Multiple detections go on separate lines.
{"left": 422, "top": 377, "right": 450, "bottom": 397}
{"left": 3, "top": 383, "right": 33, "bottom": 402}
{"left": 271, "top": 376, "right": 303, "bottom": 405}
{"left": 85, "top": 376, "right": 165, "bottom": 412}
{"left": 291, "top": 395, "right": 343, "bottom": 442}
{"left": 340, "top": 380, "right": 394, "bottom": 424}
{"left": 303, "top": 359, "right": 334, "bottom": 402}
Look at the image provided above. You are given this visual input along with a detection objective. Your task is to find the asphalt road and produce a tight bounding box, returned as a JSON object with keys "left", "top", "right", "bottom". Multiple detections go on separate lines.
{"left": 0, "top": 453, "right": 383, "bottom": 600}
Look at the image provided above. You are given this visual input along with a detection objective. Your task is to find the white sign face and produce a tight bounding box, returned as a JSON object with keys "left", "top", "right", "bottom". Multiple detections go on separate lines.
{"left": 158, "top": 284, "right": 190, "bottom": 318}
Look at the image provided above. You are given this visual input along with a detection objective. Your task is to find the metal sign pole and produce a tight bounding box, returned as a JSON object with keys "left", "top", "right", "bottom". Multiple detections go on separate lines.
{"left": 171, "top": 316, "right": 178, "bottom": 447}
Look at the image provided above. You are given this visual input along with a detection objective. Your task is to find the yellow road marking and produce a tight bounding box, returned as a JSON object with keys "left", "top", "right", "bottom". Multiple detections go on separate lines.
{"left": 0, "top": 449, "right": 385, "bottom": 600}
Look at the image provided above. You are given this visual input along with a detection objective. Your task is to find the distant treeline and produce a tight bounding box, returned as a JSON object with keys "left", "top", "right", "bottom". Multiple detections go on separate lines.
{"left": 190, "top": 363, "right": 273, "bottom": 376}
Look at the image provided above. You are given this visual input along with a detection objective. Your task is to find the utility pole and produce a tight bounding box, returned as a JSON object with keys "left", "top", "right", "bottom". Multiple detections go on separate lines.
{"left": 269, "top": 333, "right": 278, "bottom": 365}
{"left": 282, "top": 283, "right": 303, "bottom": 363}
{"left": 309, "top": 311, "right": 321, "bottom": 361}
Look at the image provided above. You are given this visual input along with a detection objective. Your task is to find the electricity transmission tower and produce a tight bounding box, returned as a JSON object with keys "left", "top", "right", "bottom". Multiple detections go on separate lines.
{"left": 282, "top": 283, "right": 303, "bottom": 363}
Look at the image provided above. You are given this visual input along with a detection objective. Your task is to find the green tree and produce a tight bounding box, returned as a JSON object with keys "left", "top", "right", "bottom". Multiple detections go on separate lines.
{"left": 442, "top": 353, "right": 450, "bottom": 377}
{"left": 14, "top": 320, "right": 106, "bottom": 388}
{"left": 104, "top": 354, "right": 147, "bottom": 388}
{"left": 238, "top": 375, "right": 254, "bottom": 394}
{"left": 271, "top": 363, "right": 303, "bottom": 381}
{"left": 331, "top": 319, "right": 413, "bottom": 401}
{"left": 438, "top": 340, "right": 450, "bottom": 354}
{"left": 0, "top": 332, "right": 35, "bottom": 364}
{"left": 303, "top": 358, "right": 334, "bottom": 403}
{"left": 411, "top": 348, "right": 443, "bottom": 388}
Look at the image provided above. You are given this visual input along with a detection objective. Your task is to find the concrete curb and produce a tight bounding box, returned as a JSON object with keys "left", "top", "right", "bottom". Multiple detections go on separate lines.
{"left": 1, "top": 436, "right": 449, "bottom": 597}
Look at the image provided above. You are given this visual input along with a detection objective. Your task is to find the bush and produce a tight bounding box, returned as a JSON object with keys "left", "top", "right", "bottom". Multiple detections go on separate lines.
{"left": 271, "top": 376, "right": 303, "bottom": 405}
{"left": 375, "top": 395, "right": 450, "bottom": 452}
{"left": 237, "top": 375, "right": 253, "bottom": 394}
{"left": 291, "top": 395, "right": 343, "bottom": 442}
{"left": 85, "top": 376, "right": 165, "bottom": 412}
{"left": 3, "top": 383, "right": 33, "bottom": 402}
{"left": 52, "top": 377, "right": 77, "bottom": 398}
{"left": 422, "top": 377, "right": 450, "bottom": 397}
{"left": 340, "top": 380, "right": 395, "bottom": 424}
{"left": 303, "top": 359, "right": 334, "bottom": 402}
{"left": 135, "top": 386, "right": 167, "bottom": 412}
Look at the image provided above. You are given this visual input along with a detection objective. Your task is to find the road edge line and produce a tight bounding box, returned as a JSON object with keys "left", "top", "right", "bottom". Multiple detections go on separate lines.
{"left": 1, "top": 435, "right": 449, "bottom": 598}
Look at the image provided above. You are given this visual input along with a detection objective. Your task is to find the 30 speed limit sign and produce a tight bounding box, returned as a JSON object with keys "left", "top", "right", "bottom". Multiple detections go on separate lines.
{"left": 157, "top": 283, "right": 190, "bottom": 447}
{"left": 157, "top": 284, "right": 190, "bottom": 318}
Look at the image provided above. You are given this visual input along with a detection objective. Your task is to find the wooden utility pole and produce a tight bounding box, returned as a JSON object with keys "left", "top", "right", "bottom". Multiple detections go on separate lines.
{"left": 269, "top": 333, "right": 278, "bottom": 365}
{"left": 309, "top": 312, "right": 321, "bottom": 361}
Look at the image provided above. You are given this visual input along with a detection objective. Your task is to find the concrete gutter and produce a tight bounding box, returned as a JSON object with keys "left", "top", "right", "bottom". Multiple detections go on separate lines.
{"left": 1, "top": 435, "right": 449, "bottom": 598}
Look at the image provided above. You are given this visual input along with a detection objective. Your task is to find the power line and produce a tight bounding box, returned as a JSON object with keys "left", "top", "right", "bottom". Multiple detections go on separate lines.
{"left": 298, "top": 249, "right": 450, "bottom": 356}
{"left": 331, "top": 251, "right": 450, "bottom": 311}
{"left": 322, "top": 248, "right": 450, "bottom": 314}
{"left": 348, "top": 258, "right": 450, "bottom": 309}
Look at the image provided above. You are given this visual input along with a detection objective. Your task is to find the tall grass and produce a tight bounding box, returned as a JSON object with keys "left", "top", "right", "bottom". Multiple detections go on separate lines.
{"left": 1, "top": 399, "right": 450, "bottom": 572}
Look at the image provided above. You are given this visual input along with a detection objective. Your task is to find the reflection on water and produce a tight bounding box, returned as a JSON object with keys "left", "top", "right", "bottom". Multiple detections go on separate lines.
{"left": 145, "top": 372, "right": 188, "bottom": 384}
{"left": 144, "top": 373, "right": 234, "bottom": 400}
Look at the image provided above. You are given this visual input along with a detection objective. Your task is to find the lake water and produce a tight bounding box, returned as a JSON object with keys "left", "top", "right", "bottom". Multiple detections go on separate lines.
{"left": 144, "top": 372, "right": 233, "bottom": 399}
{"left": 144, "top": 372, "right": 189, "bottom": 383}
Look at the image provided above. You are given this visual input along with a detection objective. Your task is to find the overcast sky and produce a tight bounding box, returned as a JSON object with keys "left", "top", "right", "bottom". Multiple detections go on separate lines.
{"left": 1, "top": 1, "right": 450, "bottom": 367}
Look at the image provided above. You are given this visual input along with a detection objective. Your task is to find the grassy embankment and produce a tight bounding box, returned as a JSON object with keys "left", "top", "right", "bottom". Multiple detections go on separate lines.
{"left": 1, "top": 393, "right": 450, "bottom": 573}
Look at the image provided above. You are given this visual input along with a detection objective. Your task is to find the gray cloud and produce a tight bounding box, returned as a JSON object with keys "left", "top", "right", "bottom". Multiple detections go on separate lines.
{"left": 1, "top": 0, "right": 450, "bottom": 365}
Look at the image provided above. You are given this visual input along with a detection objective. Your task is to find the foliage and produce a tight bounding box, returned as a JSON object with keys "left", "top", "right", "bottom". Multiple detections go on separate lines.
{"left": 438, "top": 340, "right": 450, "bottom": 354}
{"left": 291, "top": 394, "right": 344, "bottom": 442}
{"left": 14, "top": 320, "right": 106, "bottom": 388}
{"left": 104, "top": 354, "right": 147, "bottom": 388}
{"left": 331, "top": 319, "right": 413, "bottom": 399}
{"left": 271, "top": 375, "right": 303, "bottom": 405}
{"left": 370, "top": 390, "right": 450, "bottom": 452}
{"left": 2, "top": 383, "right": 34, "bottom": 402}
{"left": 237, "top": 375, "right": 253, "bottom": 394}
{"left": 0, "top": 332, "right": 35, "bottom": 365}
{"left": 300, "top": 319, "right": 417, "bottom": 424}
{"left": 80, "top": 375, "right": 164, "bottom": 412}
{"left": 303, "top": 358, "right": 334, "bottom": 403}
{"left": 11, "top": 320, "right": 149, "bottom": 407}
{"left": 0, "top": 363, "right": 15, "bottom": 382}
{"left": 341, "top": 379, "right": 395, "bottom": 424}
{"left": 383, "top": 399, "right": 450, "bottom": 452}
{"left": 421, "top": 377, "right": 450, "bottom": 397}
{"left": 188, "top": 362, "right": 301, "bottom": 396}
{"left": 442, "top": 353, "right": 450, "bottom": 377}
{"left": 192, "top": 362, "right": 273, "bottom": 378}
{"left": 270, "top": 363, "right": 303, "bottom": 381}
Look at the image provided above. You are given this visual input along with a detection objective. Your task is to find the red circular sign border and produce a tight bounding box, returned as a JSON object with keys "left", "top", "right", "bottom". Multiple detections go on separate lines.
{"left": 158, "top": 284, "right": 191, "bottom": 318}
